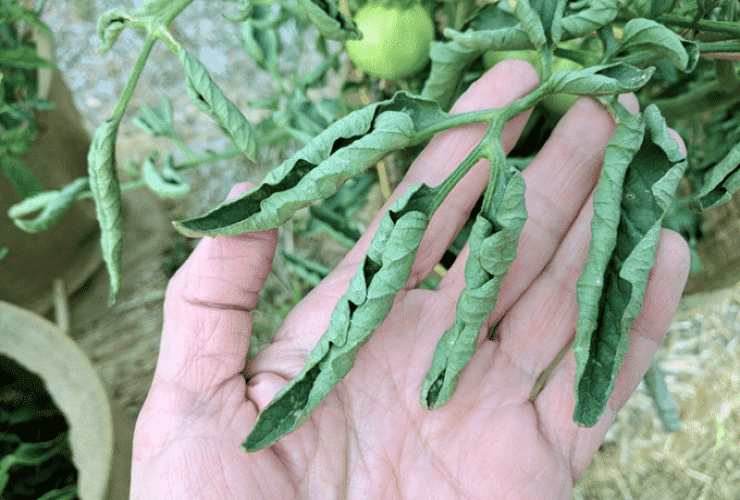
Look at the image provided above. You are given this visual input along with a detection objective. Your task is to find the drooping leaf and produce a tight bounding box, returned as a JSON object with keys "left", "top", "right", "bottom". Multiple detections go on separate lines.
{"left": 618, "top": 18, "right": 698, "bottom": 72}
{"left": 422, "top": 166, "right": 527, "bottom": 409}
{"left": 174, "top": 92, "right": 448, "bottom": 237}
{"left": 282, "top": 251, "right": 330, "bottom": 286}
{"left": 9, "top": 178, "right": 88, "bottom": 233}
{"left": 242, "top": 17, "right": 280, "bottom": 72}
{"left": 560, "top": 0, "right": 619, "bottom": 37}
{"left": 515, "top": 0, "right": 567, "bottom": 47}
{"left": 549, "top": 62, "right": 655, "bottom": 95}
{"left": 133, "top": 99, "right": 176, "bottom": 138}
{"left": 179, "top": 50, "right": 257, "bottom": 161}
{"left": 425, "top": 0, "right": 618, "bottom": 108}
{"left": 421, "top": 40, "right": 488, "bottom": 109}
{"left": 574, "top": 104, "right": 688, "bottom": 427}
{"left": 87, "top": 119, "right": 123, "bottom": 304}
{"left": 515, "top": 0, "right": 548, "bottom": 49}
{"left": 0, "top": 47, "right": 53, "bottom": 70}
{"left": 244, "top": 183, "right": 438, "bottom": 451}
{"left": 96, "top": 9, "right": 130, "bottom": 53}
{"left": 644, "top": 360, "right": 681, "bottom": 432}
{"left": 696, "top": 142, "right": 740, "bottom": 209}
{"left": 141, "top": 156, "right": 190, "bottom": 199}
{"left": 1, "top": 157, "right": 42, "bottom": 198}
{"left": 297, "top": 0, "right": 360, "bottom": 41}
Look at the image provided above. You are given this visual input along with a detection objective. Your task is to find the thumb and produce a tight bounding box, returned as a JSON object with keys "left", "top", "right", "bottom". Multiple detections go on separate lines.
{"left": 152, "top": 183, "right": 278, "bottom": 397}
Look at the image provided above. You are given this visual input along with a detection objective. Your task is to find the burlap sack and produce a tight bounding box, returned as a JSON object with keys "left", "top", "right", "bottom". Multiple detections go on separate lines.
{"left": 0, "top": 32, "right": 100, "bottom": 312}
{"left": 0, "top": 301, "right": 132, "bottom": 500}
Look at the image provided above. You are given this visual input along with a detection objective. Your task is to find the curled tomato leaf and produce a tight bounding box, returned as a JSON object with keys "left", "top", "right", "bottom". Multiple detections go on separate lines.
{"left": 298, "top": 0, "right": 360, "bottom": 41}
{"left": 422, "top": 166, "right": 527, "bottom": 409}
{"left": 174, "top": 92, "right": 448, "bottom": 237}
{"left": 87, "top": 119, "right": 123, "bottom": 304}
{"left": 244, "top": 183, "right": 438, "bottom": 451}
{"left": 696, "top": 143, "right": 740, "bottom": 209}
{"left": 574, "top": 104, "right": 687, "bottom": 427}
{"left": 8, "top": 178, "right": 88, "bottom": 233}
{"left": 179, "top": 50, "right": 257, "bottom": 161}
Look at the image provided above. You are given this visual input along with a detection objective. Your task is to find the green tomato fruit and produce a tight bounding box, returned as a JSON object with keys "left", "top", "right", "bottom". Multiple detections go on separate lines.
{"left": 482, "top": 49, "right": 541, "bottom": 71}
{"left": 542, "top": 57, "right": 583, "bottom": 115}
{"left": 346, "top": 2, "right": 434, "bottom": 80}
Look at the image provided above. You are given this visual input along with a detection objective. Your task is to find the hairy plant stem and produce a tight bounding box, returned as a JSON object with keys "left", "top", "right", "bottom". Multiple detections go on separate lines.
{"left": 76, "top": 147, "right": 243, "bottom": 201}
{"left": 428, "top": 82, "right": 550, "bottom": 211}
{"left": 111, "top": 36, "right": 157, "bottom": 122}
{"left": 654, "top": 14, "right": 740, "bottom": 38}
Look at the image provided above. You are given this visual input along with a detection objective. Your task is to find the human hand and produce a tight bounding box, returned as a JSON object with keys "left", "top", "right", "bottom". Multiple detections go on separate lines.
{"left": 131, "top": 61, "right": 690, "bottom": 500}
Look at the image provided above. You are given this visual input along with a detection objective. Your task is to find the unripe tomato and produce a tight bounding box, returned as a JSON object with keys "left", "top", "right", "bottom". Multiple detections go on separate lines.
{"left": 482, "top": 50, "right": 541, "bottom": 71}
{"left": 346, "top": 2, "right": 434, "bottom": 80}
{"left": 542, "top": 57, "right": 583, "bottom": 115}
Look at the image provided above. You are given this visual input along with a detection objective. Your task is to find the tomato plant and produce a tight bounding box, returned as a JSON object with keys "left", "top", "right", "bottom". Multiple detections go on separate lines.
{"left": 3, "top": 0, "right": 740, "bottom": 458}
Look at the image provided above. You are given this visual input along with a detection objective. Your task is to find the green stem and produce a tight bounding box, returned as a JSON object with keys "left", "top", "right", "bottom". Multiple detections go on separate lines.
{"left": 77, "top": 147, "right": 243, "bottom": 200}
{"left": 111, "top": 36, "right": 157, "bottom": 122}
{"left": 430, "top": 135, "right": 487, "bottom": 211}
{"left": 716, "top": 60, "right": 739, "bottom": 86}
{"left": 656, "top": 14, "right": 740, "bottom": 38}
{"left": 699, "top": 40, "right": 740, "bottom": 53}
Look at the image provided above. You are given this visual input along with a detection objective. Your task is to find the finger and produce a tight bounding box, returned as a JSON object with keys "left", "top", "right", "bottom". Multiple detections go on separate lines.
{"left": 534, "top": 229, "right": 690, "bottom": 479}
{"left": 150, "top": 183, "right": 278, "bottom": 400}
{"left": 328, "top": 60, "right": 540, "bottom": 289}
{"left": 439, "top": 93, "right": 640, "bottom": 324}
{"left": 487, "top": 130, "right": 688, "bottom": 388}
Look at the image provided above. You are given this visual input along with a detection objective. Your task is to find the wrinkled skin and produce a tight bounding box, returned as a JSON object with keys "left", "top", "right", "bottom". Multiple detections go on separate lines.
{"left": 132, "top": 61, "right": 690, "bottom": 500}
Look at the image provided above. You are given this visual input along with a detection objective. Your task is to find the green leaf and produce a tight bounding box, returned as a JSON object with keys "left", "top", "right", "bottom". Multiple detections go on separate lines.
{"left": 297, "top": 0, "right": 360, "bottom": 41}
{"left": 421, "top": 40, "right": 486, "bottom": 109}
{"left": 549, "top": 62, "right": 655, "bottom": 95}
{"left": 426, "top": 0, "right": 618, "bottom": 108}
{"left": 96, "top": 9, "right": 131, "bottom": 53}
{"left": 421, "top": 166, "right": 527, "bottom": 409}
{"left": 560, "top": 0, "right": 618, "bottom": 37}
{"left": 618, "top": 18, "right": 698, "bottom": 72}
{"left": 696, "top": 142, "right": 740, "bottom": 209}
{"left": 0, "top": 47, "right": 53, "bottom": 70}
{"left": 8, "top": 178, "right": 88, "bottom": 233}
{"left": 574, "top": 104, "right": 687, "bottom": 427}
{"left": 242, "top": 19, "right": 280, "bottom": 72}
{"left": 305, "top": 204, "right": 362, "bottom": 248}
{"left": 644, "top": 360, "right": 681, "bottom": 432}
{"left": 1, "top": 157, "right": 42, "bottom": 198}
{"left": 174, "top": 92, "right": 448, "bottom": 237}
{"left": 515, "top": 0, "right": 567, "bottom": 47}
{"left": 0, "top": 247, "right": 7, "bottom": 261}
{"left": 133, "top": 99, "right": 176, "bottom": 138}
{"left": 141, "top": 156, "right": 190, "bottom": 199}
{"left": 515, "top": 0, "right": 548, "bottom": 49}
{"left": 87, "top": 119, "right": 123, "bottom": 304}
{"left": 179, "top": 50, "right": 257, "bottom": 161}
{"left": 282, "top": 251, "right": 330, "bottom": 286}
{"left": 244, "top": 183, "right": 437, "bottom": 451}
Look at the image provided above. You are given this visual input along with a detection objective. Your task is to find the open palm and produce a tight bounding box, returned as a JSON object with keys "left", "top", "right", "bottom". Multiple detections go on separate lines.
{"left": 131, "top": 61, "right": 689, "bottom": 500}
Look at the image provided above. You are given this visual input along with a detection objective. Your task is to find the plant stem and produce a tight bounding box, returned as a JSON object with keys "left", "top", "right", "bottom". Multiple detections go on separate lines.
{"left": 656, "top": 14, "right": 740, "bottom": 37}
{"left": 77, "top": 147, "right": 243, "bottom": 200}
{"left": 699, "top": 40, "right": 740, "bottom": 53}
{"left": 716, "top": 60, "right": 739, "bottom": 87}
{"left": 111, "top": 36, "right": 157, "bottom": 122}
